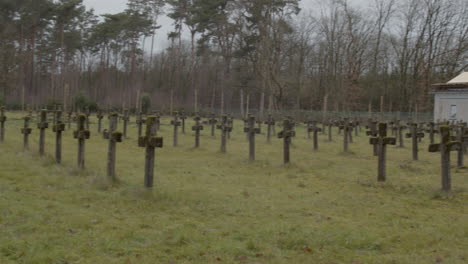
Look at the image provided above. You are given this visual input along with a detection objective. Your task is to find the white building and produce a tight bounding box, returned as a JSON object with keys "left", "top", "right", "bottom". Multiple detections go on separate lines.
{"left": 433, "top": 72, "right": 468, "bottom": 122}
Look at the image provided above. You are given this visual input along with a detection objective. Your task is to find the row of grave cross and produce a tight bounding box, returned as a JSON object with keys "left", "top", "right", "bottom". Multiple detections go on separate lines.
{"left": 1, "top": 106, "right": 467, "bottom": 192}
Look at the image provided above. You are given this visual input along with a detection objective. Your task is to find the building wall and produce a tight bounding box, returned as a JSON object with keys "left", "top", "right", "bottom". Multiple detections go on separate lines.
{"left": 434, "top": 92, "right": 468, "bottom": 122}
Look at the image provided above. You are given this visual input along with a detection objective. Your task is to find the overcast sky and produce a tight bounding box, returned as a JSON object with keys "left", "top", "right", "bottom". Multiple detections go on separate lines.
{"left": 82, "top": 0, "right": 366, "bottom": 52}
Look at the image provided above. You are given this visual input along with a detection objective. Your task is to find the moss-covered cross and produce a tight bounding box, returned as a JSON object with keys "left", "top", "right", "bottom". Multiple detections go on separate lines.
{"left": 138, "top": 116, "right": 163, "bottom": 188}
{"left": 369, "top": 123, "right": 396, "bottom": 182}
{"left": 429, "top": 126, "right": 462, "bottom": 191}
{"left": 278, "top": 119, "right": 296, "bottom": 164}
{"left": 192, "top": 115, "right": 203, "bottom": 148}
{"left": 405, "top": 122, "right": 424, "bottom": 160}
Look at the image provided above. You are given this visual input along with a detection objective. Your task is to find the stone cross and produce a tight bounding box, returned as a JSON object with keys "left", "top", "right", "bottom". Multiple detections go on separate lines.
{"left": 85, "top": 108, "right": 91, "bottom": 130}
{"left": 256, "top": 119, "right": 262, "bottom": 132}
{"left": 180, "top": 111, "right": 187, "bottom": 134}
{"left": 348, "top": 121, "right": 355, "bottom": 143}
{"left": 337, "top": 120, "right": 343, "bottom": 135}
{"left": 417, "top": 123, "right": 426, "bottom": 142}
{"left": 394, "top": 120, "right": 406, "bottom": 148}
{"left": 425, "top": 122, "right": 438, "bottom": 144}
{"left": 277, "top": 119, "right": 295, "bottom": 164}
{"left": 308, "top": 121, "right": 322, "bottom": 150}
{"left": 37, "top": 109, "right": 49, "bottom": 156}
{"left": 340, "top": 118, "right": 353, "bottom": 153}
{"left": 244, "top": 115, "right": 261, "bottom": 161}
{"left": 354, "top": 120, "right": 359, "bottom": 137}
{"left": 171, "top": 111, "right": 181, "bottom": 147}
{"left": 97, "top": 110, "right": 104, "bottom": 133}
{"left": 192, "top": 115, "right": 204, "bottom": 148}
{"left": 0, "top": 106, "right": 6, "bottom": 143}
{"left": 138, "top": 116, "right": 163, "bottom": 188}
{"left": 227, "top": 114, "right": 234, "bottom": 139}
{"left": 217, "top": 115, "right": 232, "bottom": 153}
{"left": 122, "top": 109, "right": 130, "bottom": 138}
{"left": 286, "top": 116, "right": 296, "bottom": 144}
{"left": 305, "top": 121, "right": 314, "bottom": 139}
{"left": 136, "top": 112, "right": 146, "bottom": 138}
{"left": 406, "top": 123, "right": 424, "bottom": 161}
{"left": 264, "top": 114, "right": 275, "bottom": 143}
{"left": 453, "top": 123, "right": 468, "bottom": 168}
{"left": 369, "top": 123, "right": 396, "bottom": 181}
{"left": 366, "top": 120, "right": 379, "bottom": 156}
{"left": 429, "top": 126, "right": 462, "bottom": 191}
{"left": 52, "top": 108, "right": 66, "bottom": 164}
{"left": 21, "top": 116, "right": 32, "bottom": 150}
{"left": 243, "top": 117, "right": 249, "bottom": 140}
{"left": 209, "top": 113, "right": 218, "bottom": 137}
{"left": 155, "top": 112, "right": 161, "bottom": 131}
{"left": 103, "top": 113, "right": 123, "bottom": 181}
{"left": 73, "top": 114, "right": 90, "bottom": 169}
{"left": 327, "top": 121, "right": 333, "bottom": 142}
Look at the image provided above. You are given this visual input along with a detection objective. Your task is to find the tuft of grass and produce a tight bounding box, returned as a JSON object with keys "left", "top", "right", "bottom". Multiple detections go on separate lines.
{"left": 0, "top": 111, "right": 467, "bottom": 263}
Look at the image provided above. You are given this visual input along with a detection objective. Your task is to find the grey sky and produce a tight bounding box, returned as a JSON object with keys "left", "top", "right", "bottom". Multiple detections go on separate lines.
{"left": 82, "top": 0, "right": 367, "bottom": 52}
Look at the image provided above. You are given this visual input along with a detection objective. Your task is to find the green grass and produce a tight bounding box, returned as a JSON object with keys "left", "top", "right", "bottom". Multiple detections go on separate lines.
{"left": 0, "top": 112, "right": 467, "bottom": 264}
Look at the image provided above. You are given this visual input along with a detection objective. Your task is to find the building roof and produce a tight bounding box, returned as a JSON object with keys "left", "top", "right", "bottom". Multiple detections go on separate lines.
{"left": 448, "top": 72, "right": 468, "bottom": 83}
{"left": 432, "top": 72, "right": 468, "bottom": 92}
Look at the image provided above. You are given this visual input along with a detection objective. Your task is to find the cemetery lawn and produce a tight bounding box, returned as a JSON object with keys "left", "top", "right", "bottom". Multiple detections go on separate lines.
{"left": 0, "top": 112, "right": 467, "bottom": 264}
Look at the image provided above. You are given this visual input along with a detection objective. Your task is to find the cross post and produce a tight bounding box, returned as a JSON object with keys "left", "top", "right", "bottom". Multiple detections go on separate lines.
{"left": 138, "top": 116, "right": 163, "bottom": 188}
{"left": 429, "top": 126, "right": 462, "bottom": 192}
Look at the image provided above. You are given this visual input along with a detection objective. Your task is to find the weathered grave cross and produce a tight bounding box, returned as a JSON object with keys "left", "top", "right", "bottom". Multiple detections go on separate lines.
{"left": 278, "top": 119, "right": 296, "bottom": 164}
{"left": 366, "top": 120, "right": 379, "bottom": 156}
{"left": 122, "top": 109, "right": 130, "bottom": 138}
{"left": 425, "top": 122, "right": 438, "bottom": 144}
{"left": 103, "top": 113, "right": 123, "bottom": 181}
{"left": 67, "top": 110, "right": 73, "bottom": 129}
{"left": 227, "top": 114, "right": 234, "bottom": 139}
{"left": 406, "top": 123, "right": 424, "bottom": 161}
{"left": 85, "top": 108, "right": 91, "bottom": 130}
{"left": 353, "top": 120, "right": 360, "bottom": 137}
{"left": 192, "top": 115, "right": 203, "bottom": 148}
{"left": 138, "top": 116, "right": 163, "bottom": 188}
{"left": 264, "top": 114, "right": 275, "bottom": 143}
{"left": 305, "top": 121, "right": 313, "bottom": 139}
{"left": 171, "top": 111, "right": 181, "bottom": 147}
{"left": 0, "top": 106, "right": 6, "bottom": 143}
{"left": 394, "top": 120, "right": 406, "bottom": 148}
{"left": 348, "top": 120, "right": 355, "bottom": 143}
{"left": 180, "top": 110, "right": 187, "bottom": 134}
{"left": 21, "top": 116, "right": 32, "bottom": 150}
{"left": 52, "top": 108, "right": 66, "bottom": 164}
{"left": 429, "top": 126, "right": 462, "bottom": 192}
{"left": 136, "top": 112, "right": 146, "bottom": 138}
{"left": 209, "top": 113, "right": 218, "bottom": 137}
{"left": 244, "top": 115, "right": 261, "bottom": 161}
{"left": 155, "top": 112, "right": 161, "bottom": 131}
{"left": 307, "top": 121, "right": 322, "bottom": 150}
{"left": 217, "top": 115, "right": 232, "bottom": 153}
{"left": 340, "top": 118, "right": 353, "bottom": 153}
{"left": 73, "top": 114, "right": 91, "bottom": 169}
{"left": 37, "top": 109, "right": 49, "bottom": 156}
{"left": 97, "top": 110, "right": 104, "bottom": 133}
{"left": 453, "top": 123, "right": 468, "bottom": 168}
{"left": 369, "top": 123, "right": 396, "bottom": 182}
{"left": 327, "top": 121, "right": 333, "bottom": 142}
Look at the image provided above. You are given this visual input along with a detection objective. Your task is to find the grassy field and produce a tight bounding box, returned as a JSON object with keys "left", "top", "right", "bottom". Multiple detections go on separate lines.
{"left": 0, "top": 112, "right": 467, "bottom": 264}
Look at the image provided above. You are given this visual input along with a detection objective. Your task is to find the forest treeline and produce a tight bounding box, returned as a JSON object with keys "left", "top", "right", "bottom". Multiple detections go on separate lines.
{"left": 0, "top": 0, "right": 467, "bottom": 115}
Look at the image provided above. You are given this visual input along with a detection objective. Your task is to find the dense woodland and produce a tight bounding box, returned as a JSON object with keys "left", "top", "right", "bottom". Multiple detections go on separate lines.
{"left": 0, "top": 0, "right": 467, "bottom": 115}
